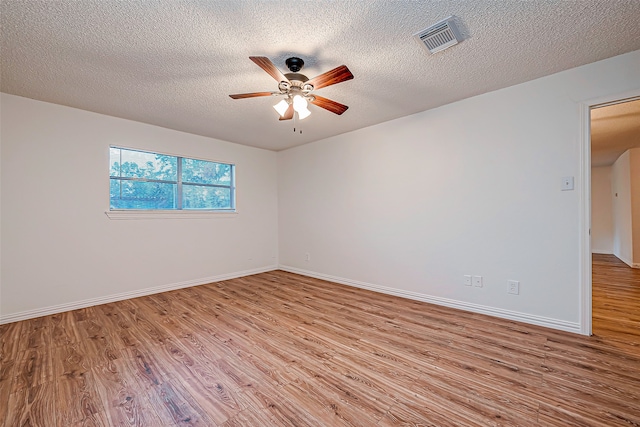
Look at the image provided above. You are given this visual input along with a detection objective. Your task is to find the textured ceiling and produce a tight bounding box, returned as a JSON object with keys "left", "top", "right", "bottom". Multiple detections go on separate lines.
{"left": 2, "top": 1, "right": 640, "bottom": 151}
{"left": 591, "top": 98, "right": 640, "bottom": 167}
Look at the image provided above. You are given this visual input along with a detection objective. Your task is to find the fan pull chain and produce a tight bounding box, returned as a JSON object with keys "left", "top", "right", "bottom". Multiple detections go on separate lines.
{"left": 293, "top": 113, "right": 302, "bottom": 134}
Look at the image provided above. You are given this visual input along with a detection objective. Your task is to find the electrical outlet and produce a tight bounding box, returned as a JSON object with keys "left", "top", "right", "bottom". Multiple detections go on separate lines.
{"left": 305, "top": 252, "right": 311, "bottom": 262}
{"left": 473, "top": 276, "right": 483, "bottom": 287}
{"left": 464, "top": 275, "right": 472, "bottom": 286}
{"left": 508, "top": 280, "right": 520, "bottom": 295}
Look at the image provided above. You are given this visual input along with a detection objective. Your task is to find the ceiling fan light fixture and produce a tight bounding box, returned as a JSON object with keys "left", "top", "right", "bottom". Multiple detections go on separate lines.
{"left": 293, "top": 95, "right": 311, "bottom": 120}
{"left": 273, "top": 99, "right": 290, "bottom": 116}
{"left": 293, "top": 95, "right": 308, "bottom": 109}
{"left": 297, "top": 107, "right": 311, "bottom": 120}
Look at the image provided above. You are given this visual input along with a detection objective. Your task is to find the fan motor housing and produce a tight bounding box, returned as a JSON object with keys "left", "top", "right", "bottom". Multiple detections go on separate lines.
{"left": 284, "top": 72, "right": 309, "bottom": 83}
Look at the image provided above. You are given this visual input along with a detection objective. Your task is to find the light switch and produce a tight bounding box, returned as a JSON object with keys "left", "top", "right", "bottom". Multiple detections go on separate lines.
{"left": 561, "top": 176, "right": 574, "bottom": 191}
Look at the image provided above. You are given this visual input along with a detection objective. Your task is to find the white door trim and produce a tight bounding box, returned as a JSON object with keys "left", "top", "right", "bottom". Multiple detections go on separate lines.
{"left": 579, "top": 101, "right": 591, "bottom": 336}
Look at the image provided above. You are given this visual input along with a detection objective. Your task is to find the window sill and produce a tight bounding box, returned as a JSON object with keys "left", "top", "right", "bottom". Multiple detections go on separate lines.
{"left": 105, "top": 210, "right": 238, "bottom": 220}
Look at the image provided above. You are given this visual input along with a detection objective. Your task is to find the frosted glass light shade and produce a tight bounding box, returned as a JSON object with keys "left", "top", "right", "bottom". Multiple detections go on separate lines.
{"left": 293, "top": 95, "right": 311, "bottom": 119}
{"left": 293, "top": 95, "right": 308, "bottom": 110}
{"left": 297, "top": 107, "right": 311, "bottom": 120}
{"left": 273, "top": 99, "right": 289, "bottom": 116}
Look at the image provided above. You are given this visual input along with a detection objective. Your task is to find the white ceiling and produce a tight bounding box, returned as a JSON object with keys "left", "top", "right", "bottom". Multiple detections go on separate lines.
{"left": 2, "top": 1, "right": 640, "bottom": 151}
{"left": 591, "top": 98, "right": 640, "bottom": 167}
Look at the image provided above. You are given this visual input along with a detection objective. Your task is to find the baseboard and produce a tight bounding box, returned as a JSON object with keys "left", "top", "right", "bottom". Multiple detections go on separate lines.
{"left": 0, "top": 265, "right": 278, "bottom": 325}
{"left": 591, "top": 249, "right": 613, "bottom": 255}
{"left": 279, "top": 265, "right": 582, "bottom": 334}
{"left": 614, "top": 253, "right": 635, "bottom": 268}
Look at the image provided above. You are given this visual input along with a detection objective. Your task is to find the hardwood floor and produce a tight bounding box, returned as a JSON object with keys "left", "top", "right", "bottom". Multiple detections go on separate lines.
{"left": 592, "top": 253, "right": 640, "bottom": 346}
{"left": 1, "top": 262, "right": 639, "bottom": 426}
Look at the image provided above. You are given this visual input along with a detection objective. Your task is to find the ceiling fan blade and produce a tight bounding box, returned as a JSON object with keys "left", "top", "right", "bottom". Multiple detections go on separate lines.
{"left": 250, "top": 56, "right": 289, "bottom": 83}
{"left": 311, "top": 95, "right": 349, "bottom": 115}
{"left": 279, "top": 104, "right": 294, "bottom": 121}
{"left": 229, "top": 92, "right": 274, "bottom": 99}
{"left": 306, "top": 65, "right": 354, "bottom": 90}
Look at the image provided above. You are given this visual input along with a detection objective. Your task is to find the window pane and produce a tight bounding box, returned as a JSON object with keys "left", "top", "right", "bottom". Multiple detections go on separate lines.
{"left": 111, "top": 148, "right": 177, "bottom": 181}
{"left": 182, "top": 158, "right": 232, "bottom": 185}
{"left": 110, "top": 179, "right": 176, "bottom": 209}
{"left": 109, "top": 147, "right": 121, "bottom": 177}
{"left": 182, "top": 185, "right": 232, "bottom": 210}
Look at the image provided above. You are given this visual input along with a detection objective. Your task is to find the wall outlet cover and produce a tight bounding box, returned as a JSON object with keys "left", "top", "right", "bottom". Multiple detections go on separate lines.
{"left": 508, "top": 280, "right": 520, "bottom": 295}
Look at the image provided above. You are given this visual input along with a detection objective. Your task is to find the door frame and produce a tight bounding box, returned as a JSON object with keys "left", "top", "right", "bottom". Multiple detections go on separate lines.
{"left": 579, "top": 89, "right": 640, "bottom": 336}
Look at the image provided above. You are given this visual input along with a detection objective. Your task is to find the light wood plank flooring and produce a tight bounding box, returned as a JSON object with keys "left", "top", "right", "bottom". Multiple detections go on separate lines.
{"left": 592, "top": 253, "right": 640, "bottom": 345}
{"left": 1, "top": 262, "right": 639, "bottom": 426}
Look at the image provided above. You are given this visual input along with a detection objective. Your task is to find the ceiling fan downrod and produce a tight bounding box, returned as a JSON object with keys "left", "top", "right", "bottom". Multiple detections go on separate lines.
{"left": 285, "top": 57, "right": 304, "bottom": 72}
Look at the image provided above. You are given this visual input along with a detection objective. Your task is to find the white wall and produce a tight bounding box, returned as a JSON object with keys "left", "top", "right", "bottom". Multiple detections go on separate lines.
{"left": 612, "top": 150, "right": 633, "bottom": 266}
{"left": 278, "top": 50, "right": 640, "bottom": 332}
{"left": 0, "top": 94, "right": 278, "bottom": 322}
{"left": 631, "top": 148, "right": 640, "bottom": 267}
{"left": 591, "top": 166, "right": 613, "bottom": 254}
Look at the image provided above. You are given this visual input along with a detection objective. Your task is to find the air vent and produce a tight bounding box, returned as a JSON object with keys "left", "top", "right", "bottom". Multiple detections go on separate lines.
{"left": 414, "top": 16, "right": 462, "bottom": 54}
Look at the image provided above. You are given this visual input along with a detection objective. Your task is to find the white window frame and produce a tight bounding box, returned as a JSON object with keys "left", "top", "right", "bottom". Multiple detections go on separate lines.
{"left": 105, "top": 146, "right": 238, "bottom": 220}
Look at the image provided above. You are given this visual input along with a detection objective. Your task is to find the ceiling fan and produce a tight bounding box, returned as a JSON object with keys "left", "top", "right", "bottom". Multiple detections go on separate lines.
{"left": 229, "top": 56, "right": 354, "bottom": 121}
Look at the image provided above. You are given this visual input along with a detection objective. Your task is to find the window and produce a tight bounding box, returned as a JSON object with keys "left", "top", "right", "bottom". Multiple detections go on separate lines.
{"left": 109, "top": 147, "right": 235, "bottom": 211}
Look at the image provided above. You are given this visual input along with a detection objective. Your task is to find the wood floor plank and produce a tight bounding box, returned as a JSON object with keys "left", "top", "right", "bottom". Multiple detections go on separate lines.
{"left": 1, "top": 254, "right": 638, "bottom": 425}
{"left": 66, "top": 410, "right": 110, "bottom": 427}
{"left": 4, "top": 381, "right": 57, "bottom": 427}
{"left": 0, "top": 321, "right": 23, "bottom": 365}
{"left": 283, "top": 358, "right": 392, "bottom": 422}
{"left": 22, "top": 316, "right": 52, "bottom": 354}
{"left": 53, "top": 342, "right": 90, "bottom": 379}
{"left": 91, "top": 359, "right": 164, "bottom": 427}
{"left": 236, "top": 387, "right": 326, "bottom": 427}
{"left": 145, "top": 381, "right": 215, "bottom": 426}
{"left": 10, "top": 346, "right": 54, "bottom": 394}
{"left": 379, "top": 401, "right": 453, "bottom": 427}
{"left": 0, "top": 360, "right": 15, "bottom": 425}
{"left": 50, "top": 311, "right": 83, "bottom": 348}
{"left": 281, "top": 378, "right": 381, "bottom": 427}
{"left": 56, "top": 370, "right": 106, "bottom": 426}
{"left": 121, "top": 347, "right": 217, "bottom": 425}
{"left": 220, "top": 406, "right": 277, "bottom": 427}
{"left": 81, "top": 336, "right": 120, "bottom": 369}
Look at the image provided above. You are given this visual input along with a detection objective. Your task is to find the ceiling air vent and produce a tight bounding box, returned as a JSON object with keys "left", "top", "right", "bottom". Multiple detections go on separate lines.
{"left": 414, "top": 16, "right": 462, "bottom": 54}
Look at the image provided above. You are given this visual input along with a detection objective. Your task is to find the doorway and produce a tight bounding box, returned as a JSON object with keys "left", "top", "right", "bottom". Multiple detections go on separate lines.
{"left": 588, "top": 96, "right": 640, "bottom": 341}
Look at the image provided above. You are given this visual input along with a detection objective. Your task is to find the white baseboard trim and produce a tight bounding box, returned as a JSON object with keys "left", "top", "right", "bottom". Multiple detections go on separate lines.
{"left": 0, "top": 265, "right": 278, "bottom": 325}
{"left": 591, "top": 249, "right": 613, "bottom": 255}
{"left": 279, "top": 265, "right": 582, "bottom": 334}
{"left": 614, "top": 253, "right": 635, "bottom": 268}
